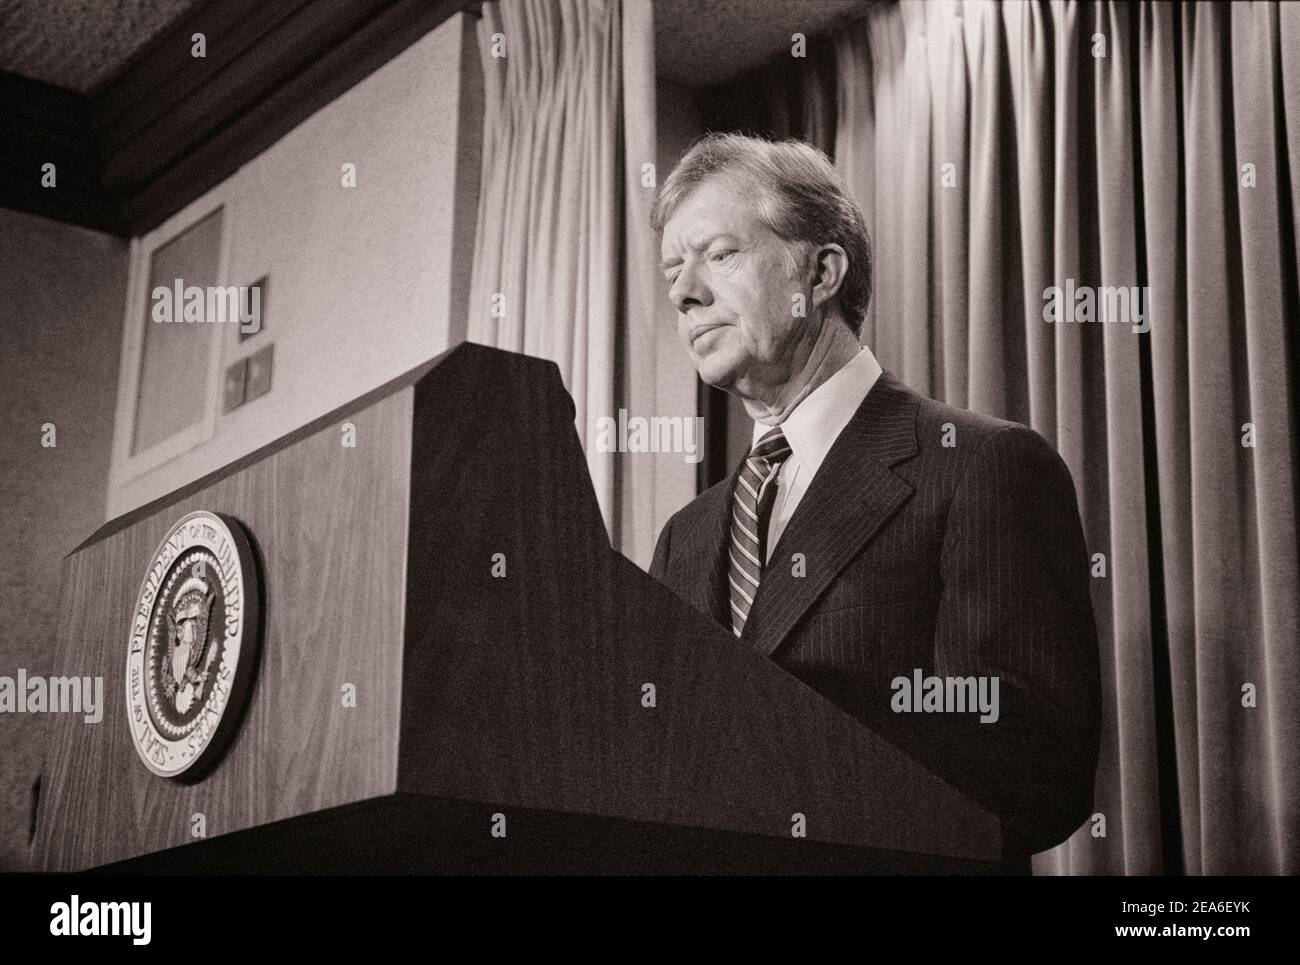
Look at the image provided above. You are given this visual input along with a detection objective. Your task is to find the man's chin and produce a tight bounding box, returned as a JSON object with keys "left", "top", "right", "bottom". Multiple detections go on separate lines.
{"left": 693, "top": 353, "right": 744, "bottom": 391}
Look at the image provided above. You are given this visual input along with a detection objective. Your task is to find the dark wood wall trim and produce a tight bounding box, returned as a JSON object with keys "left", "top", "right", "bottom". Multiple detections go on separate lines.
{"left": 0, "top": 0, "right": 474, "bottom": 237}
{"left": 0, "top": 73, "right": 120, "bottom": 233}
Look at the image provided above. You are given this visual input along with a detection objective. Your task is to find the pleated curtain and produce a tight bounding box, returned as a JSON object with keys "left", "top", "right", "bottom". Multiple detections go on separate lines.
{"left": 823, "top": 0, "right": 1300, "bottom": 874}
{"left": 468, "top": 0, "right": 660, "bottom": 557}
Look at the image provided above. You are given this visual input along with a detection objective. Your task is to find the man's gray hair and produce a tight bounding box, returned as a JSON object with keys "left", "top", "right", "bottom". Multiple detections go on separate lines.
{"left": 650, "top": 133, "right": 872, "bottom": 335}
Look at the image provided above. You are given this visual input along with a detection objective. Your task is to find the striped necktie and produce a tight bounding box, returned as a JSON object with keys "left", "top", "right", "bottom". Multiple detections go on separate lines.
{"left": 728, "top": 427, "right": 792, "bottom": 637}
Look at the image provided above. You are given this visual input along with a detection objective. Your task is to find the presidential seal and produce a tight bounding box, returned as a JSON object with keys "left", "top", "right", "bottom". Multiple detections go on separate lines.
{"left": 126, "top": 511, "right": 260, "bottom": 779}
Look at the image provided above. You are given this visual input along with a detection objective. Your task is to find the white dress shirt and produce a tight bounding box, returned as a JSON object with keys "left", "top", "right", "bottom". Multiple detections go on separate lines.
{"left": 751, "top": 345, "right": 883, "bottom": 562}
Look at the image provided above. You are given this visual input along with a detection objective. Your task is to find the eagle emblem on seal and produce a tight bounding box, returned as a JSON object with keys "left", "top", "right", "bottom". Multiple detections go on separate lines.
{"left": 162, "top": 573, "right": 217, "bottom": 715}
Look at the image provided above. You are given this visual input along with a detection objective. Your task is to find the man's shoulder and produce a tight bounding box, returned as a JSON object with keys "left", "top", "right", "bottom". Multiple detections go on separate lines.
{"left": 651, "top": 473, "right": 731, "bottom": 578}
{"left": 897, "top": 383, "right": 1077, "bottom": 507}
{"left": 663, "top": 474, "right": 730, "bottom": 532}
{"left": 909, "top": 385, "right": 1018, "bottom": 445}
{"left": 902, "top": 382, "right": 1057, "bottom": 460}
{"left": 871, "top": 376, "right": 1073, "bottom": 501}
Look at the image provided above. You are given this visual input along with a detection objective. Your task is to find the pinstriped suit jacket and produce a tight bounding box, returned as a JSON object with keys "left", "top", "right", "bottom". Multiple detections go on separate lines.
{"left": 649, "top": 371, "right": 1102, "bottom": 857}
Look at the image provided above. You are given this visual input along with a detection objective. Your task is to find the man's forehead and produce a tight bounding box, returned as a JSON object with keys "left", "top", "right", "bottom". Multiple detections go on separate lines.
{"left": 661, "top": 179, "right": 766, "bottom": 253}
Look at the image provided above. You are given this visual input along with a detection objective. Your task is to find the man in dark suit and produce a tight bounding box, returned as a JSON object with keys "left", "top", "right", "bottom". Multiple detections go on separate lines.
{"left": 648, "top": 133, "right": 1101, "bottom": 862}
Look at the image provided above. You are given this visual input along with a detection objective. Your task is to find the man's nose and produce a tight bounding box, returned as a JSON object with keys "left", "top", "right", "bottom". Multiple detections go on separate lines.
{"left": 669, "top": 263, "right": 712, "bottom": 314}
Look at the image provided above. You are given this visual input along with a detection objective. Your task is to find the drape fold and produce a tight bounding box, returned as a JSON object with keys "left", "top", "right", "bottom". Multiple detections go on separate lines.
{"left": 469, "top": 0, "right": 659, "bottom": 555}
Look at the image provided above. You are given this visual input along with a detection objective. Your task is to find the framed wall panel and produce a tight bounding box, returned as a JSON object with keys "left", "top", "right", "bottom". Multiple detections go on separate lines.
{"left": 109, "top": 190, "right": 233, "bottom": 490}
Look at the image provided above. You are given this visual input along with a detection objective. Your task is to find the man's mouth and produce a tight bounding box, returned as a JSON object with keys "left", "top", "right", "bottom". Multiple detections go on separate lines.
{"left": 690, "top": 323, "right": 727, "bottom": 345}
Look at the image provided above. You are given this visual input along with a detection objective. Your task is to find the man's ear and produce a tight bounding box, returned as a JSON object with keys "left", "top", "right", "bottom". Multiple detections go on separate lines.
{"left": 810, "top": 244, "right": 849, "bottom": 309}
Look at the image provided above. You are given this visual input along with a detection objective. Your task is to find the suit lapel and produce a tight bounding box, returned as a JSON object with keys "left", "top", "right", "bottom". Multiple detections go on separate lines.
{"left": 741, "top": 371, "right": 921, "bottom": 658}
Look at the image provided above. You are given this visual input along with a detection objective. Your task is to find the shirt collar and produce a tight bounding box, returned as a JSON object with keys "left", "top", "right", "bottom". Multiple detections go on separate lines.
{"left": 751, "top": 344, "right": 883, "bottom": 476}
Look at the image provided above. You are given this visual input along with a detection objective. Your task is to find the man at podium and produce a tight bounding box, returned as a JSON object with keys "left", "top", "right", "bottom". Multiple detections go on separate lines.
{"left": 649, "top": 134, "right": 1101, "bottom": 860}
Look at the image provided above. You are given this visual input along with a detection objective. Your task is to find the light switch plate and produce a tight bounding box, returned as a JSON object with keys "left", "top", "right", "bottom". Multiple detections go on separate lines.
{"left": 222, "top": 359, "right": 247, "bottom": 413}
{"left": 245, "top": 344, "right": 274, "bottom": 402}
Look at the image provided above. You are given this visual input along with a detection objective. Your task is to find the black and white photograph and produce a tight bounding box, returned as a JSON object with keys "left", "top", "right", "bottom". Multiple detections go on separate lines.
{"left": 0, "top": 0, "right": 1296, "bottom": 943}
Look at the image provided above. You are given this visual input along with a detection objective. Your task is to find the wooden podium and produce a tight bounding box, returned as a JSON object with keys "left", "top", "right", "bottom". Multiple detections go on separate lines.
{"left": 34, "top": 343, "right": 1003, "bottom": 873}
